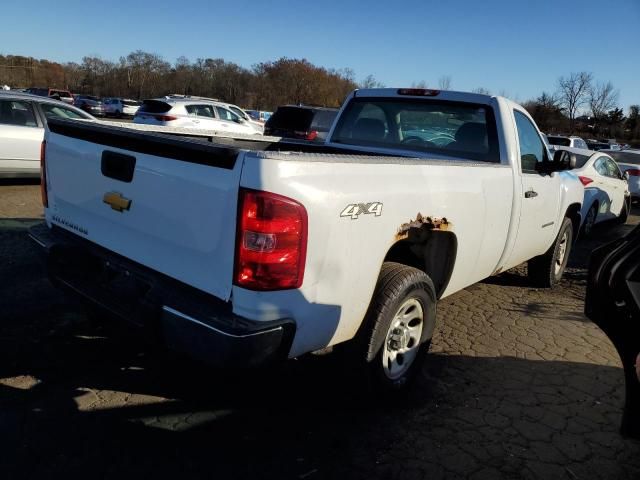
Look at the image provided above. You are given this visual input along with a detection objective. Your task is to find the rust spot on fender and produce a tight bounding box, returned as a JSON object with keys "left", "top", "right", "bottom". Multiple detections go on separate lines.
{"left": 396, "top": 213, "right": 451, "bottom": 240}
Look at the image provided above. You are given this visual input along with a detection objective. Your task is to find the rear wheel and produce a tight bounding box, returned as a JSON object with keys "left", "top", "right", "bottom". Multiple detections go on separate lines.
{"left": 528, "top": 217, "right": 573, "bottom": 288}
{"left": 351, "top": 262, "right": 437, "bottom": 391}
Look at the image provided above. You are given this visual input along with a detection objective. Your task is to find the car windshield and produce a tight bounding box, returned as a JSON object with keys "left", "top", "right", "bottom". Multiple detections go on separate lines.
{"left": 331, "top": 98, "right": 498, "bottom": 162}
{"left": 41, "top": 103, "right": 91, "bottom": 120}
{"left": 547, "top": 136, "right": 571, "bottom": 146}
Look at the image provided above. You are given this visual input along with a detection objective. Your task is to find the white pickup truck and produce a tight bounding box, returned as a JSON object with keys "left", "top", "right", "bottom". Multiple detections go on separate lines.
{"left": 31, "top": 88, "right": 583, "bottom": 390}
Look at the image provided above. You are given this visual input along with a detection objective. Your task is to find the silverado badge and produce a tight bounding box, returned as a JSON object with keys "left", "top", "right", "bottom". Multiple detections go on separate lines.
{"left": 103, "top": 192, "right": 132, "bottom": 212}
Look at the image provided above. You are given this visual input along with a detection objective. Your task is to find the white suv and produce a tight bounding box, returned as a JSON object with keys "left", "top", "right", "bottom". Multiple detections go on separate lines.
{"left": 547, "top": 135, "right": 589, "bottom": 150}
{"left": 133, "top": 97, "right": 261, "bottom": 135}
{"left": 103, "top": 98, "right": 141, "bottom": 117}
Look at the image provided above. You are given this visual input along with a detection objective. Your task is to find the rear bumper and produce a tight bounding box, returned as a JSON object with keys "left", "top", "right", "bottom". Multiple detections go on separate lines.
{"left": 29, "top": 222, "right": 295, "bottom": 368}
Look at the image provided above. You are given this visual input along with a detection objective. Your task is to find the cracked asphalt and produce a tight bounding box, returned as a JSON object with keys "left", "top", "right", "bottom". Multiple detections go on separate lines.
{"left": 1, "top": 182, "right": 640, "bottom": 480}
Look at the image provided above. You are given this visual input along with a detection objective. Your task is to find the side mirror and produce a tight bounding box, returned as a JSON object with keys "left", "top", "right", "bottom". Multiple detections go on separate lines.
{"left": 233, "top": 117, "right": 244, "bottom": 124}
{"left": 623, "top": 171, "right": 630, "bottom": 181}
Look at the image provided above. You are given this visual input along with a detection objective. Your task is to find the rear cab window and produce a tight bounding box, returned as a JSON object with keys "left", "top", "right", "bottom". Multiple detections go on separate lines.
{"left": 331, "top": 98, "right": 499, "bottom": 162}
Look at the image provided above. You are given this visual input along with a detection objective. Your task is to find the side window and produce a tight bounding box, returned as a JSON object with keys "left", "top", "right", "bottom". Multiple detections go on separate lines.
{"left": 216, "top": 106, "right": 239, "bottom": 122}
{"left": 186, "top": 105, "right": 214, "bottom": 118}
{"left": 594, "top": 158, "right": 608, "bottom": 176}
{"left": 0, "top": 100, "right": 38, "bottom": 127}
{"left": 514, "top": 110, "right": 546, "bottom": 173}
{"left": 229, "top": 106, "right": 247, "bottom": 119}
{"left": 605, "top": 158, "right": 622, "bottom": 179}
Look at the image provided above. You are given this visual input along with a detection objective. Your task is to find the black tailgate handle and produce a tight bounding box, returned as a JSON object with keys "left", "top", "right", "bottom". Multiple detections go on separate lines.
{"left": 101, "top": 151, "right": 136, "bottom": 183}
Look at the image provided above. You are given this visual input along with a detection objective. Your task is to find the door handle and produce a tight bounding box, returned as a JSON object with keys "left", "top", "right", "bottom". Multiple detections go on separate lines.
{"left": 525, "top": 190, "right": 538, "bottom": 198}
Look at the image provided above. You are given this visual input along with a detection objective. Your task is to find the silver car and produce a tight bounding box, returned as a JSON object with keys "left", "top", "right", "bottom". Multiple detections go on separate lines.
{"left": 0, "top": 91, "right": 94, "bottom": 178}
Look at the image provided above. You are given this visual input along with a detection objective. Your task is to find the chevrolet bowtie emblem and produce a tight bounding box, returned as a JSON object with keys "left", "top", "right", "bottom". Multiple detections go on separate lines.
{"left": 103, "top": 192, "right": 132, "bottom": 212}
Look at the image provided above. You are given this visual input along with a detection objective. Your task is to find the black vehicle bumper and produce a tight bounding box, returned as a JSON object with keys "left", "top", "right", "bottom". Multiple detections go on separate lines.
{"left": 29, "top": 223, "right": 295, "bottom": 368}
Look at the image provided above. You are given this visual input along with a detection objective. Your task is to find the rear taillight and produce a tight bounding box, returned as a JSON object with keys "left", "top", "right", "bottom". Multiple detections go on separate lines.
{"left": 234, "top": 188, "right": 308, "bottom": 290}
{"left": 626, "top": 169, "right": 640, "bottom": 176}
{"left": 579, "top": 176, "right": 594, "bottom": 186}
{"left": 155, "top": 115, "right": 177, "bottom": 121}
{"left": 40, "top": 140, "right": 48, "bottom": 207}
{"left": 305, "top": 130, "right": 318, "bottom": 141}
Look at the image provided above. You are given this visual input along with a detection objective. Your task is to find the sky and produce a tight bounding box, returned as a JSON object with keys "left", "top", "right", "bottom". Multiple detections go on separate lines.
{"left": 2, "top": 0, "right": 639, "bottom": 110}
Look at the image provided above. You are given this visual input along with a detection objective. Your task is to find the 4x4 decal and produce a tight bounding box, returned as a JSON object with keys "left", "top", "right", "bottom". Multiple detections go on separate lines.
{"left": 340, "top": 202, "right": 383, "bottom": 220}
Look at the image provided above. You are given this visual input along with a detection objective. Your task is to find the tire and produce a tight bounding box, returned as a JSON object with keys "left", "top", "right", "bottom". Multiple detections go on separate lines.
{"left": 582, "top": 203, "right": 597, "bottom": 237}
{"left": 351, "top": 262, "right": 437, "bottom": 392}
{"left": 116, "top": 110, "right": 122, "bottom": 118}
{"left": 528, "top": 217, "right": 573, "bottom": 288}
{"left": 618, "top": 197, "right": 630, "bottom": 224}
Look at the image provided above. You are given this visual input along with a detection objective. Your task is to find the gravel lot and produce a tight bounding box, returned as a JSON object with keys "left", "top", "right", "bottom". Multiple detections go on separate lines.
{"left": 1, "top": 182, "right": 639, "bottom": 480}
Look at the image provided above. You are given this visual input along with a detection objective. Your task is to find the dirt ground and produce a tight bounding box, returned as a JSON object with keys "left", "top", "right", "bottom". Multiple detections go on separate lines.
{"left": 1, "top": 182, "right": 639, "bottom": 479}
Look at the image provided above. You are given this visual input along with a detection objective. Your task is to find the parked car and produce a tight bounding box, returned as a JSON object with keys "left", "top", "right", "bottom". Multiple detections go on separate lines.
{"left": 0, "top": 91, "right": 94, "bottom": 177}
{"left": 246, "top": 109, "right": 273, "bottom": 123}
{"left": 33, "top": 88, "right": 584, "bottom": 390}
{"left": 600, "top": 149, "right": 640, "bottom": 201}
{"left": 561, "top": 148, "right": 630, "bottom": 235}
{"left": 264, "top": 105, "right": 338, "bottom": 141}
{"left": 25, "top": 87, "right": 74, "bottom": 105}
{"left": 586, "top": 139, "right": 612, "bottom": 151}
{"left": 133, "top": 98, "right": 260, "bottom": 136}
{"left": 74, "top": 95, "right": 105, "bottom": 117}
{"left": 103, "top": 98, "right": 141, "bottom": 117}
{"left": 585, "top": 223, "right": 640, "bottom": 438}
{"left": 547, "top": 135, "right": 589, "bottom": 150}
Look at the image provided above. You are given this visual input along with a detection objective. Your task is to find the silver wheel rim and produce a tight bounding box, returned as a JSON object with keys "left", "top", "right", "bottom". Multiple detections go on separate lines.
{"left": 554, "top": 231, "right": 569, "bottom": 275}
{"left": 382, "top": 298, "right": 424, "bottom": 380}
{"left": 585, "top": 208, "right": 596, "bottom": 234}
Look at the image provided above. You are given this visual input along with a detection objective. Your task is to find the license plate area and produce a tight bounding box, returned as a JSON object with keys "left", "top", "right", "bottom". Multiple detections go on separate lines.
{"left": 49, "top": 245, "right": 155, "bottom": 326}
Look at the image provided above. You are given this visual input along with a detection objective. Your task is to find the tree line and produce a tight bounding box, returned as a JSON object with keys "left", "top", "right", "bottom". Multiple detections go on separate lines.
{"left": 1, "top": 53, "right": 638, "bottom": 143}
{"left": 0, "top": 52, "right": 358, "bottom": 110}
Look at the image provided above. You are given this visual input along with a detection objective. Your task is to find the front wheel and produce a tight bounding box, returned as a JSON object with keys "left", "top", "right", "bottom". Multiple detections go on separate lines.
{"left": 528, "top": 217, "right": 573, "bottom": 288}
{"left": 352, "top": 262, "right": 437, "bottom": 391}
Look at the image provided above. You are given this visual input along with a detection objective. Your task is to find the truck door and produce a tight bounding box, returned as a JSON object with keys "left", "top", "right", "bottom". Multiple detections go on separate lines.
{"left": 506, "top": 109, "right": 561, "bottom": 267}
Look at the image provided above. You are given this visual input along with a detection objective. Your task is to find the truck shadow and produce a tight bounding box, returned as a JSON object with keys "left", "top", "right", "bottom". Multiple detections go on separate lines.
{"left": 2, "top": 327, "right": 640, "bottom": 479}
{"left": 2, "top": 218, "right": 640, "bottom": 478}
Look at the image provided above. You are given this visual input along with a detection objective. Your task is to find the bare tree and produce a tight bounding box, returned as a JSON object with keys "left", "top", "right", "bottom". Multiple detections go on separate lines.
{"left": 557, "top": 72, "right": 592, "bottom": 133}
{"left": 359, "top": 74, "right": 384, "bottom": 89}
{"left": 589, "top": 81, "right": 618, "bottom": 132}
{"left": 438, "top": 75, "right": 451, "bottom": 90}
{"left": 412, "top": 80, "right": 428, "bottom": 88}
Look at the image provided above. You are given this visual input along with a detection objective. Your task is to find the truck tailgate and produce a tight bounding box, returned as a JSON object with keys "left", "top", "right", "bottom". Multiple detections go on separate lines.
{"left": 44, "top": 119, "right": 243, "bottom": 301}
